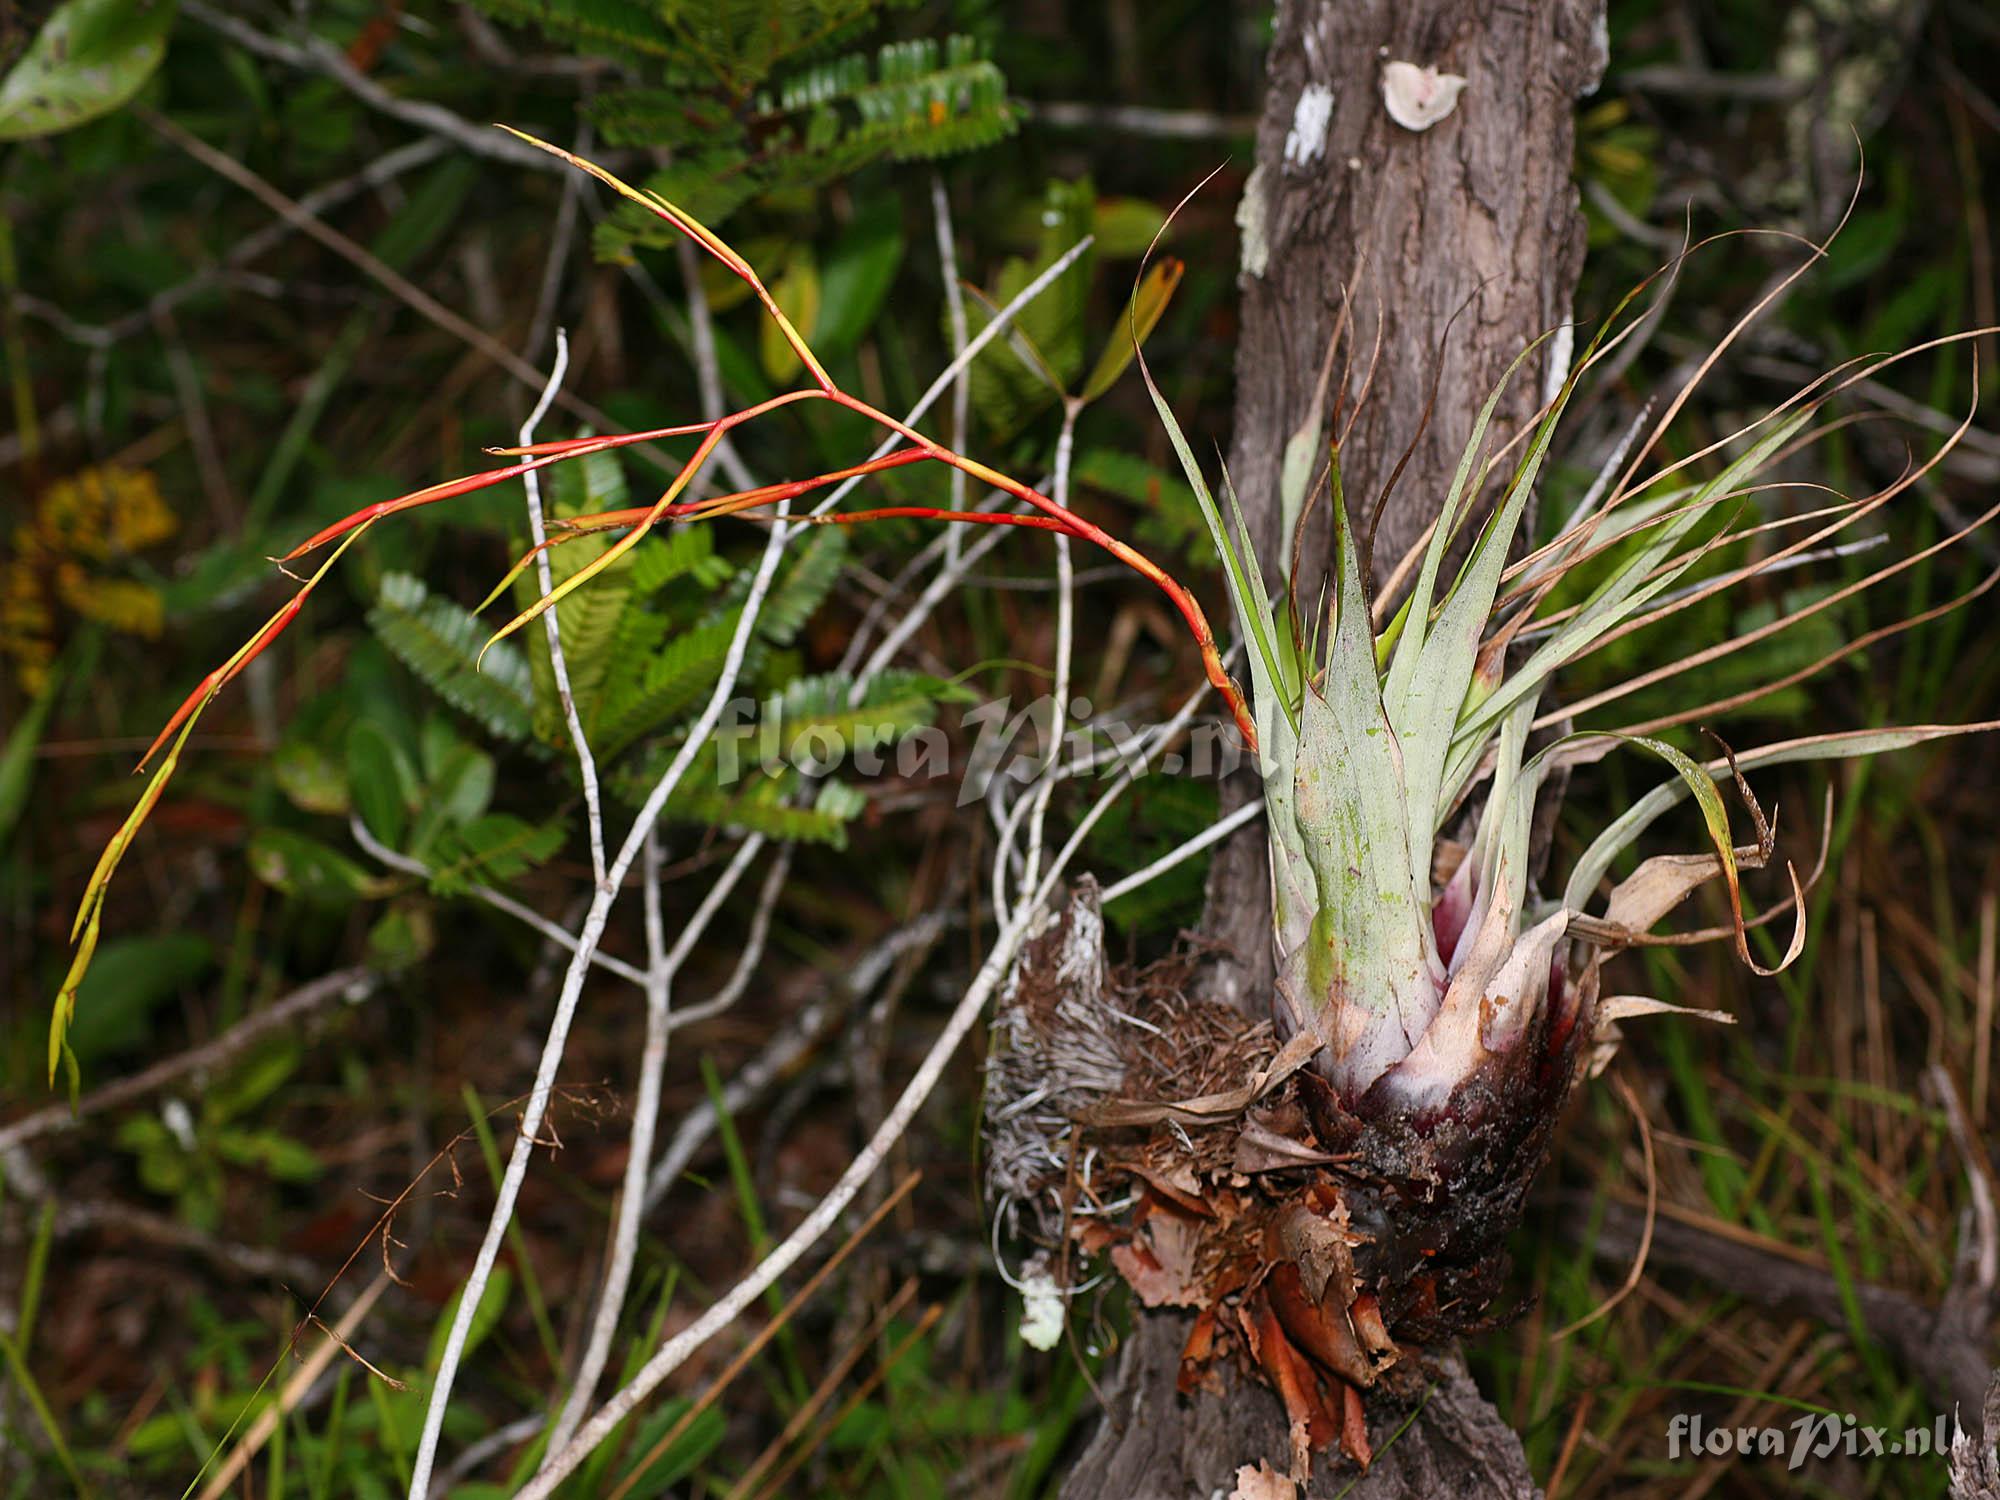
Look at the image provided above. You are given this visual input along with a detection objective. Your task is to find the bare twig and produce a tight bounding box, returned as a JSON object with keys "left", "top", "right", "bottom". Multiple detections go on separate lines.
{"left": 601, "top": 1173, "right": 924, "bottom": 1500}
{"left": 520, "top": 330, "right": 607, "bottom": 890}
{"left": 348, "top": 818, "right": 647, "bottom": 987}
{"left": 1017, "top": 405, "right": 1081, "bottom": 905}
{"left": 545, "top": 833, "right": 782, "bottom": 1459}
{"left": 138, "top": 109, "right": 644, "bottom": 454}
{"left": 150, "top": 303, "right": 237, "bottom": 526}
{"left": 520, "top": 926, "right": 1033, "bottom": 1497}
{"left": 526, "top": 669, "right": 1216, "bottom": 1494}
{"left": 182, "top": 2, "right": 565, "bottom": 173}
{"left": 1099, "top": 798, "right": 1264, "bottom": 906}
{"left": 674, "top": 238, "right": 760, "bottom": 495}
{"left": 641, "top": 910, "right": 956, "bottom": 1210}
{"left": 0, "top": 968, "right": 374, "bottom": 1154}
{"left": 7, "top": 138, "right": 452, "bottom": 352}
{"left": 1026, "top": 101, "right": 1256, "bottom": 139}
{"left": 194, "top": 1272, "right": 395, "bottom": 1500}
{"left": 1569, "top": 1194, "right": 1997, "bottom": 1432}
{"left": 407, "top": 478, "right": 800, "bottom": 1498}
{"left": 524, "top": 128, "right": 589, "bottom": 371}
{"left": 0, "top": 1196, "right": 320, "bottom": 1287}
{"left": 812, "top": 237, "right": 1094, "bottom": 520}
{"left": 612, "top": 252, "right": 759, "bottom": 494}
{"left": 661, "top": 844, "right": 791, "bottom": 1036}
{"left": 540, "top": 830, "right": 672, "bottom": 1460}
{"left": 930, "top": 174, "right": 971, "bottom": 562}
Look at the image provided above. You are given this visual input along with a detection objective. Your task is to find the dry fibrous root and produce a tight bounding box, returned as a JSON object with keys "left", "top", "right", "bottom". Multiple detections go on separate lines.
{"left": 985, "top": 880, "right": 1601, "bottom": 1484}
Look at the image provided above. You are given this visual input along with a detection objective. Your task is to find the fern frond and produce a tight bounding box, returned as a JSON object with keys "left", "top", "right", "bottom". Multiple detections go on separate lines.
{"left": 468, "top": 0, "right": 675, "bottom": 58}
{"left": 521, "top": 449, "right": 633, "bottom": 729}
{"left": 586, "top": 89, "right": 739, "bottom": 151}
{"left": 752, "top": 527, "right": 847, "bottom": 645}
{"left": 594, "top": 151, "right": 759, "bottom": 255}
{"left": 745, "top": 669, "right": 946, "bottom": 761}
{"left": 592, "top": 611, "right": 746, "bottom": 756}
{"left": 627, "top": 526, "right": 731, "bottom": 594}
{"left": 665, "top": 776, "right": 866, "bottom": 847}
{"left": 425, "top": 813, "right": 565, "bottom": 896}
{"left": 370, "top": 573, "right": 534, "bottom": 742}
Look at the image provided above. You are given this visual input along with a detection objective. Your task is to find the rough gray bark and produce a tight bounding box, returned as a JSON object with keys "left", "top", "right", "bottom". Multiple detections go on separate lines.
{"left": 1201, "top": 0, "right": 1608, "bottom": 1017}
{"left": 1061, "top": 2, "right": 1605, "bottom": 1495}
{"left": 1061, "top": 1312, "right": 1539, "bottom": 1500}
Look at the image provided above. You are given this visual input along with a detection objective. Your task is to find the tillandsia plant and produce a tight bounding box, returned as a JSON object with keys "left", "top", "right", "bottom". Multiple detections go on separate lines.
{"left": 42, "top": 130, "right": 1999, "bottom": 1484}
{"left": 984, "top": 244, "right": 2000, "bottom": 1474}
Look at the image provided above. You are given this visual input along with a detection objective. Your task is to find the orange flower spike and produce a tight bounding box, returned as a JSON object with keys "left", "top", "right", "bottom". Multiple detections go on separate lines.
{"left": 498, "top": 128, "right": 832, "bottom": 394}
{"left": 799, "top": 508, "right": 1073, "bottom": 533}
{"left": 490, "top": 133, "right": 1260, "bottom": 753}
{"left": 476, "top": 425, "right": 729, "bottom": 665}
{"left": 279, "top": 454, "right": 567, "bottom": 562}
{"left": 825, "top": 389, "right": 1259, "bottom": 751}
{"left": 54, "top": 526, "right": 375, "bottom": 1081}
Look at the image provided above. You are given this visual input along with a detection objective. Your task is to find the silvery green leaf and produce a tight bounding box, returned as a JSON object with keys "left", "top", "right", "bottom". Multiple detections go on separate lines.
{"left": 1452, "top": 407, "right": 1814, "bottom": 754}
{"left": 1382, "top": 334, "right": 1551, "bottom": 713}
{"left": 1387, "top": 338, "right": 1571, "bottom": 889}
{"left": 1563, "top": 721, "right": 1999, "bottom": 913}
{"left": 1283, "top": 490, "right": 1440, "bottom": 1096}
{"left": 1137, "top": 361, "right": 1296, "bottom": 742}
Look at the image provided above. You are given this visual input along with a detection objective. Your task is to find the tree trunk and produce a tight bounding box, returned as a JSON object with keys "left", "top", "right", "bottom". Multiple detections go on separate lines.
{"left": 1063, "top": 1, "right": 1605, "bottom": 1494}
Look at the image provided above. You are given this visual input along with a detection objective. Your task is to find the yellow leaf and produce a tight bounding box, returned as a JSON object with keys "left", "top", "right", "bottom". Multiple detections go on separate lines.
{"left": 1080, "top": 257, "right": 1184, "bottom": 405}
{"left": 56, "top": 571, "right": 164, "bottom": 638}
{"left": 34, "top": 465, "right": 175, "bottom": 560}
{"left": 759, "top": 251, "right": 821, "bottom": 385}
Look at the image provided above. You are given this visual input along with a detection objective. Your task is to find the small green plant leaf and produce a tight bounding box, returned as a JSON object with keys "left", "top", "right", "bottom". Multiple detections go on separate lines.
{"left": 66, "top": 933, "right": 212, "bottom": 1066}
{"left": 426, "top": 1266, "right": 513, "bottom": 1374}
{"left": 346, "top": 720, "right": 410, "bottom": 847}
{"left": 814, "top": 198, "right": 905, "bottom": 356}
{"left": 248, "top": 829, "right": 384, "bottom": 907}
{"left": 0, "top": 0, "right": 177, "bottom": 142}
{"left": 273, "top": 739, "right": 352, "bottom": 817}
{"left": 370, "top": 572, "right": 534, "bottom": 741}
{"left": 760, "top": 250, "right": 821, "bottom": 383}
{"left": 1079, "top": 257, "right": 1182, "bottom": 405}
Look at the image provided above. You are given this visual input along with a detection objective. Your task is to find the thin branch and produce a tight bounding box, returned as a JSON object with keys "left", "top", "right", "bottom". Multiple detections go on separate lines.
{"left": 641, "top": 911, "right": 956, "bottom": 1210}
{"left": 406, "top": 479, "right": 800, "bottom": 1499}
{"left": 524, "top": 128, "right": 589, "bottom": 369}
{"left": 182, "top": 1, "right": 566, "bottom": 173}
{"left": 930, "top": 174, "right": 971, "bottom": 563}
{"left": 811, "top": 237, "right": 1095, "bottom": 519}
{"left": 0, "top": 968, "right": 374, "bottom": 1154}
{"left": 1025, "top": 100, "right": 1256, "bottom": 139}
{"left": 661, "top": 845, "right": 792, "bottom": 1036}
{"left": 530, "top": 661, "right": 1219, "bottom": 1495}
{"left": 485, "top": 820, "right": 780, "bottom": 1447}
{"left": 348, "top": 817, "right": 647, "bottom": 986}
{"left": 540, "top": 830, "right": 673, "bottom": 1459}
{"left": 675, "top": 238, "right": 761, "bottom": 495}
{"left": 138, "top": 109, "right": 641, "bottom": 454}
{"left": 1017, "top": 406, "right": 1081, "bottom": 905}
{"left": 520, "top": 330, "right": 607, "bottom": 890}
{"left": 1099, "top": 797, "right": 1264, "bottom": 906}
{"left": 6, "top": 137, "right": 451, "bottom": 349}
{"left": 518, "top": 918, "right": 1037, "bottom": 1498}
{"left": 195, "top": 1272, "right": 395, "bottom": 1500}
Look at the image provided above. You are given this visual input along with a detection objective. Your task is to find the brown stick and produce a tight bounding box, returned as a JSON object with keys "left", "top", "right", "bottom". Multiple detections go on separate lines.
{"left": 1564, "top": 1195, "right": 1996, "bottom": 1433}
{"left": 0, "top": 967, "right": 374, "bottom": 1153}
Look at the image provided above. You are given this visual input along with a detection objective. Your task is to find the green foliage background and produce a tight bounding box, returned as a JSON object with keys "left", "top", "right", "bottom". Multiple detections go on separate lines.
{"left": 1, "top": 1, "right": 1997, "bottom": 1496}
